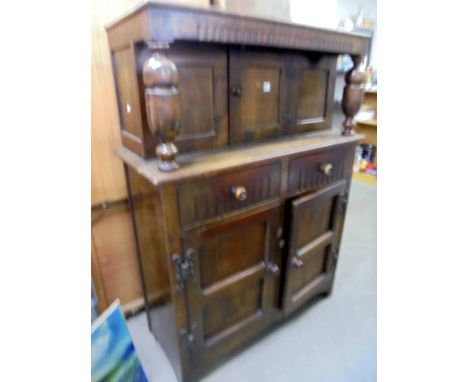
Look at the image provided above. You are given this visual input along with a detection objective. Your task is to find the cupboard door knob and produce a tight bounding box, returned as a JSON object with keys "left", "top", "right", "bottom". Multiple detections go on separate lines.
{"left": 230, "top": 86, "right": 243, "bottom": 97}
{"left": 267, "top": 262, "right": 280, "bottom": 276}
{"left": 291, "top": 255, "right": 304, "bottom": 269}
{"left": 321, "top": 163, "right": 333, "bottom": 176}
{"left": 278, "top": 238, "right": 285, "bottom": 248}
{"left": 231, "top": 186, "right": 247, "bottom": 201}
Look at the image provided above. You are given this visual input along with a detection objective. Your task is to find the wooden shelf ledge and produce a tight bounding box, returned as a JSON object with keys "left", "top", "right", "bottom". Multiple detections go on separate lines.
{"left": 116, "top": 131, "right": 364, "bottom": 187}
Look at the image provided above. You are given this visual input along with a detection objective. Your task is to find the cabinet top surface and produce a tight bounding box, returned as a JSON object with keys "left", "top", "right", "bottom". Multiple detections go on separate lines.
{"left": 108, "top": 0, "right": 368, "bottom": 36}
{"left": 106, "top": 1, "right": 370, "bottom": 55}
{"left": 117, "top": 131, "right": 363, "bottom": 187}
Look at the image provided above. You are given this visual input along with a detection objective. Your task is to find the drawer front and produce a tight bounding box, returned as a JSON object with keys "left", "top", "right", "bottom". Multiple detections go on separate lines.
{"left": 178, "top": 163, "right": 281, "bottom": 226}
{"left": 288, "top": 146, "right": 353, "bottom": 194}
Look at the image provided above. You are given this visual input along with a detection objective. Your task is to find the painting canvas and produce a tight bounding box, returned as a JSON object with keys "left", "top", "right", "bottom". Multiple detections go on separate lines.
{"left": 92, "top": 300, "right": 148, "bottom": 382}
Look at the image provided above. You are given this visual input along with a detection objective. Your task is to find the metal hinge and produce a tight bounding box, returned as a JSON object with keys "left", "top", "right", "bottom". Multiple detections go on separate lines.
{"left": 332, "top": 248, "right": 339, "bottom": 262}
{"left": 339, "top": 193, "right": 349, "bottom": 213}
{"left": 172, "top": 248, "right": 196, "bottom": 291}
{"left": 180, "top": 321, "right": 198, "bottom": 355}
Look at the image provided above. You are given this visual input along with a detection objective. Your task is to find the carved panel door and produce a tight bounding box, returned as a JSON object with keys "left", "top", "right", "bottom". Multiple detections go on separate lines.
{"left": 137, "top": 42, "right": 228, "bottom": 154}
{"left": 283, "top": 181, "right": 347, "bottom": 316}
{"left": 182, "top": 207, "right": 282, "bottom": 371}
{"left": 286, "top": 54, "right": 336, "bottom": 134}
{"left": 229, "top": 50, "right": 288, "bottom": 143}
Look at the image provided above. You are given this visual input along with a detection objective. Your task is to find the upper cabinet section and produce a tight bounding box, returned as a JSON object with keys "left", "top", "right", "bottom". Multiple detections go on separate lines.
{"left": 107, "top": 2, "right": 371, "bottom": 159}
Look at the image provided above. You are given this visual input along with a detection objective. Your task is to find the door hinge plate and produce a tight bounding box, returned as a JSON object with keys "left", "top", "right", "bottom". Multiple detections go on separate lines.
{"left": 339, "top": 193, "right": 349, "bottom": 213}
{"left": 332, "top": 248, "right": 339, "bottom": 262}
{"left": 180, "top": 321, "right": 198, "bottom": 355}
{"left": 172, "top": 248, "right": 196, "bottom": 291}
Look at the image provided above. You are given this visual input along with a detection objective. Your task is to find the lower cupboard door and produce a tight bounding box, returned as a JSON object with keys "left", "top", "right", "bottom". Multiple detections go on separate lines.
{"left": 183, "top": 206, "right": 282, "bottom": 371}
{"left": 283, "top": 180, "right": 347, "bottom": 316}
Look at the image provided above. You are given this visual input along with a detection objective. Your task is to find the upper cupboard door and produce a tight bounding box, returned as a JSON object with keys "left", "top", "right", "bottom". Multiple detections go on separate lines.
{"left": 229, "top": 50, "right": 288, "bottom": 143}
{"left": 287, "top": 54, "right": 337, "bottom": 134}
{"left": 137, "top": 43, "right": 228, "bottom": 153}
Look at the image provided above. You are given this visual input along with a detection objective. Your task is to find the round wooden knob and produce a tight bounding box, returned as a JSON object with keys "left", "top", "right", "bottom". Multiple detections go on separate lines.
{"left": 321, "top": 163, "right": 333, "bottom": 176}
{"left": 291, "top": 256, "right": 304, "bottom": 269}
{"left": 231, "top": 186, "right": 247, "bottom": 201}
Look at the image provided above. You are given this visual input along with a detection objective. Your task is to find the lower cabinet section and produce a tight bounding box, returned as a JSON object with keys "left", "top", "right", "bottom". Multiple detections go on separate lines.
{"left": 127, "top": 151, "right": 354, "bottom": 382}
{"left": 175, "top": 181, "right": 349, "bottom": 379}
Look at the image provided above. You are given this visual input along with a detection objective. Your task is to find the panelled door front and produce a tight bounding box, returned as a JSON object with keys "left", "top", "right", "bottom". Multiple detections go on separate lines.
{"left": 283, "top": 181, "right": 347, "bottom": 316}
{"left": 183, "top": 206, "right": 282, "bottom": 371}
{"left": 137, "top": 42, "right": 228, "bottom": 154}
{"left": 287, "top": 54, "right": 337, "bottom": 134}
{"left": 229, "top": 49, "right": 288, "bottom": 144}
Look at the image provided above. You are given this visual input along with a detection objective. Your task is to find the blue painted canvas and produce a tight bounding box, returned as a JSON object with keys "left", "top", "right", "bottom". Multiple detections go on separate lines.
{"left": 92, "top": 300, "right": 148, "bottom": 382}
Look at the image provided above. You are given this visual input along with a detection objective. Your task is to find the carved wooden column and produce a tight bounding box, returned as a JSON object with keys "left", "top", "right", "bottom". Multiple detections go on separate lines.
{"left": 143, "top": 41, "right": 182, "bottom": 171}
{"left": 341, "top": 55, "right": 366, "bottom": 136}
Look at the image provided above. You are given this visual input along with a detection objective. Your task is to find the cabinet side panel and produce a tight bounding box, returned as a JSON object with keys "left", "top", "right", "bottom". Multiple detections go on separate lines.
{"left": 112, "top": 46, "right": 148, "bottom": 157}
{"left": 126, "top": 167, "right": 183, "bottom": 381}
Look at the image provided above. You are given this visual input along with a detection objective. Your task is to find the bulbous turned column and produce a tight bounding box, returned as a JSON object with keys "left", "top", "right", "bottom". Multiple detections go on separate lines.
{"left": 143, "top": 41, "right": 182, "bottom": 171}
{"left": 341, "top": 55, "right": 366, "bottom": 136}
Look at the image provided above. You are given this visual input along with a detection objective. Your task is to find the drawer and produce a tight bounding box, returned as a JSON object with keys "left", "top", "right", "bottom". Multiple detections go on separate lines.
{"left": 178, "top": 163, "right": 281, "bottom": 226}
{"left": 288, "top": 146, "right": 353, "bottom": 194}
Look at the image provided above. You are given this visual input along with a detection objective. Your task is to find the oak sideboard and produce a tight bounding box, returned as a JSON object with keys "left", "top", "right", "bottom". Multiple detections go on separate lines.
{"left": 106, "top": 2, "right": 369, "bottom": 381}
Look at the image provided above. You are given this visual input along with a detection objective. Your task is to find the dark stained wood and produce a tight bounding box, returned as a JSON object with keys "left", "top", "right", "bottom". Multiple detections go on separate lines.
{"left": 106, "top": 3, "right": 369, "bottom": 381}
{"left": 126, "top": 167, "right": 184, "bottom": 379}
{"left": 124, "top": 143, "right": 355, "bottom": 381}
{"left": 108, "top": 3, "right": 369, "bottom": 158}
{"left": 116, "top": 41, "right": 229, "bottom": 159}
{"left": 143, "top": 41, "right": 182, "bottom": 171}
{"left": 137, "top": 42, "right": 229, "bottom": 154}
{"left": 178, "top": 162, "right": 281, "bottom": 227}
{"left": 282, "top": 180, "right": 347, "bottom": 317}
{"left": 287, "top": 54, "right": 337, "bottom": 134}
{"left": 341, "top": 55, "right": 366, "bottom": 136}
{"left": 116, "top": 132, "right": 363, "bottom": 187}
{"left": 183, "top": 205, "right": 282, "bottom": 377}
{"left": 112, "top": 44, "right": 147, "bottom": 157}
{"left": 106, "top": 2, "right": 370, "bottom": 55}
{"left": 229, "top": 49, "right": 286, "bottom": 143}
{"left": 288, "top": 145, "right": 354, "bottom": 196}
{"left": 229, "top": 50, "right": 337, "bottom": 143}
